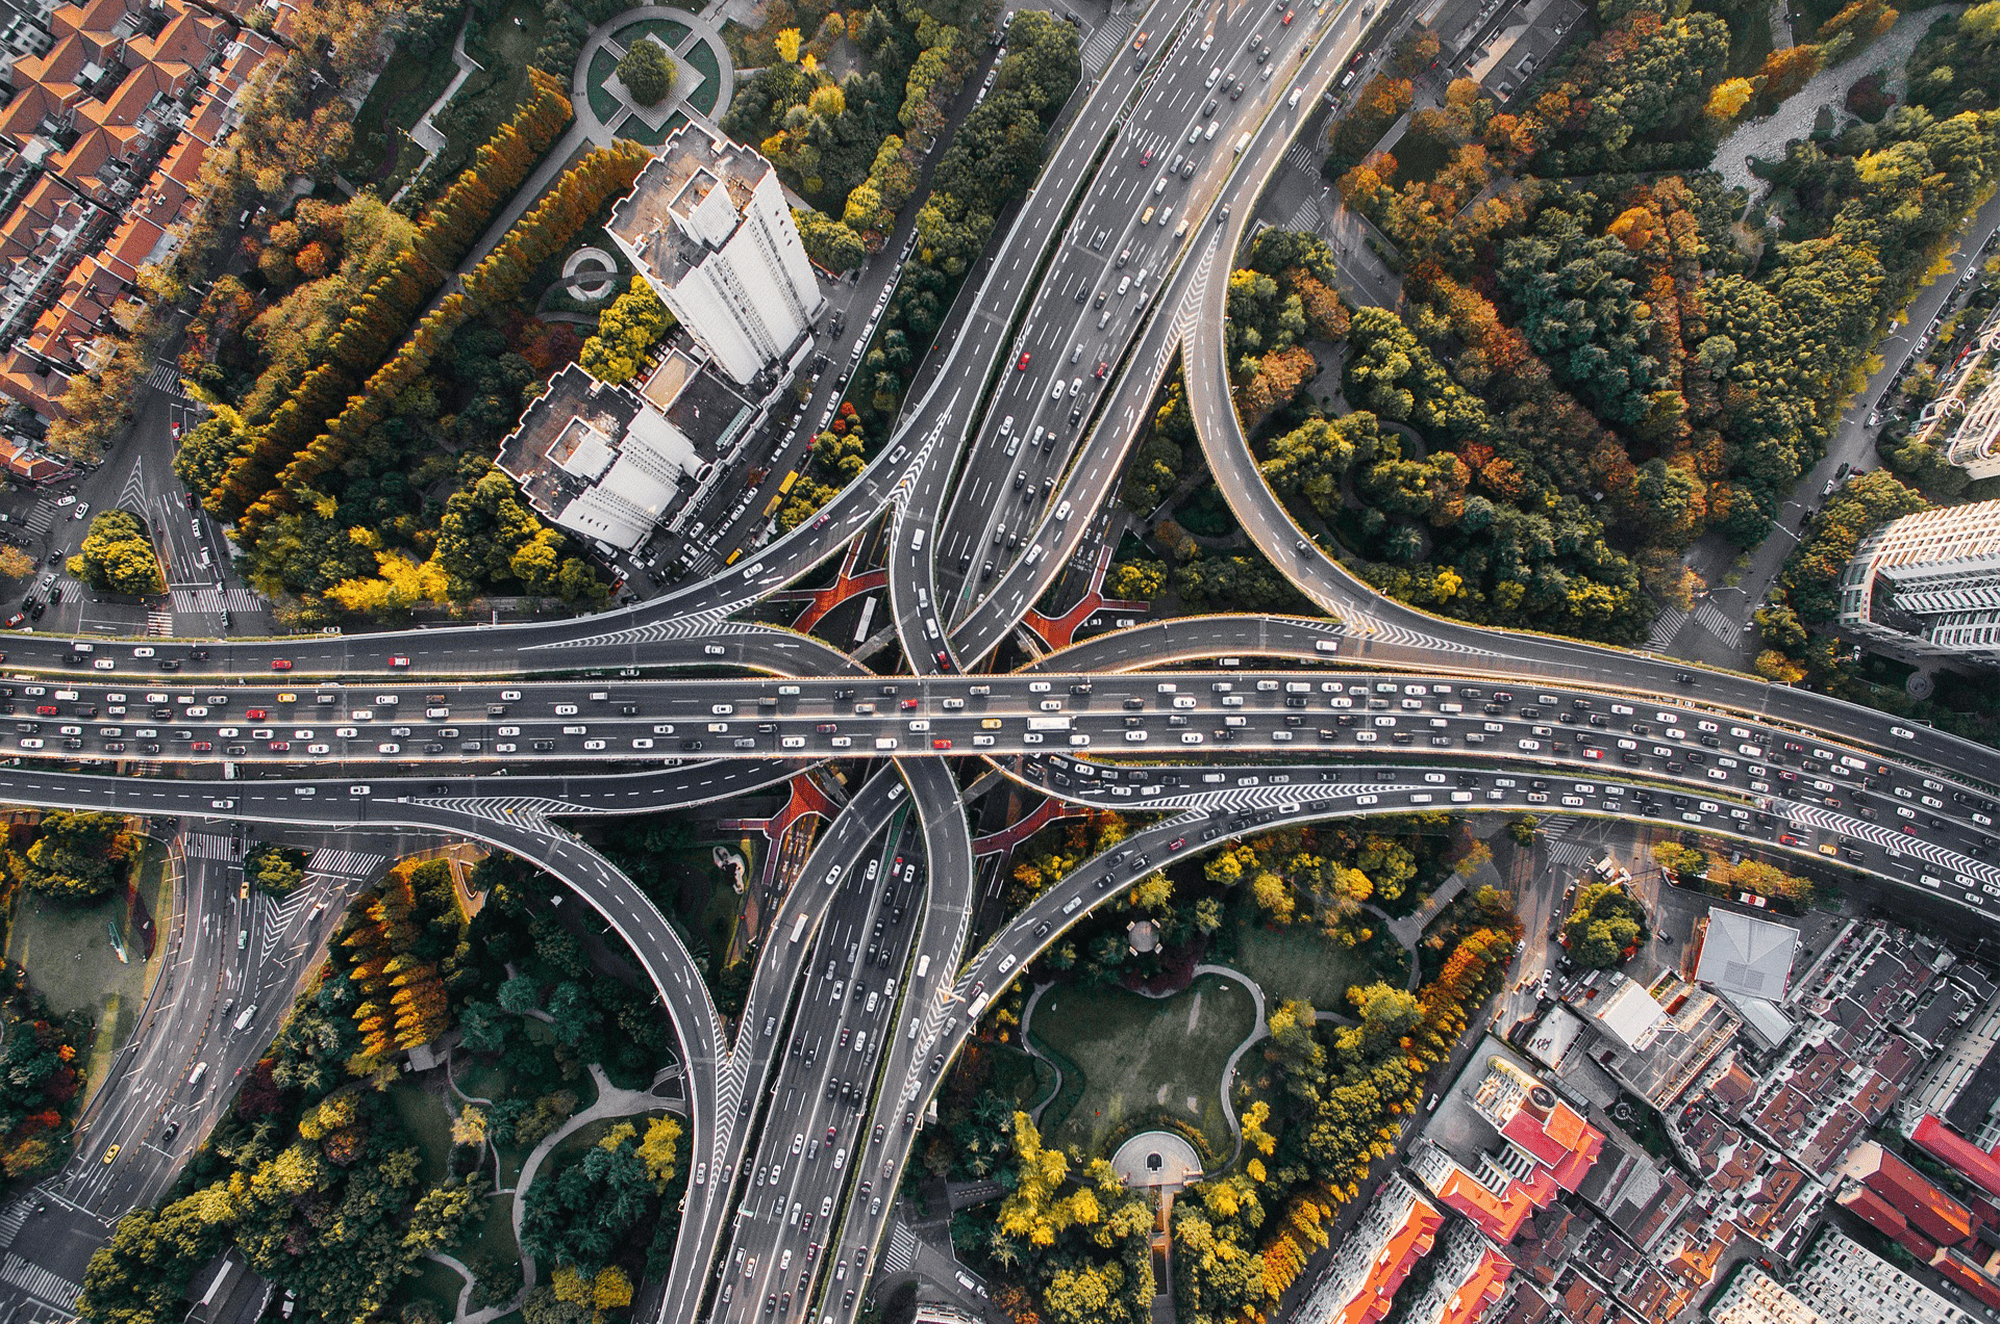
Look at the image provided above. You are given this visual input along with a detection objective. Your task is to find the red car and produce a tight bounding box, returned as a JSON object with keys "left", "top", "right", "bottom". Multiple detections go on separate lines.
{"left": 931, "top": 738, "right": 952, "bottom": 750}
{"left": 1281, "top": 8, "right": 1294, "bottom": 21}
{"left": 1094, "top": 361, "right": 1107, "bottom": 378}
{"left": 900, "top": 697, "right": 919, "bottom": 710}
{"left": 388, "top": 655, "right": 410, "bottom": 668}
{"left": 3, "top": 614, "right": 20, "bottom": 629}
{"left": 271, "top": 659, "right": 292, "bottom": 671}
{"left": 191, "top": 741, "right": 212, "bottom": 752}
{"left": 1016, "top": 352, "right": 1031, "bottom": 371}
{"left": 246, "top": 708, "right": 267, "bottom": 719}
{"left": 268, "top": 741, "right": 290, "bottom": 752}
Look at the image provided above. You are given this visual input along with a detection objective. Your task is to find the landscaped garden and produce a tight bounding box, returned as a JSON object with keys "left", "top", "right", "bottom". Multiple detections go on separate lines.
{"left": 1031, "top": 973, "right": 1257, "bottom": 1158}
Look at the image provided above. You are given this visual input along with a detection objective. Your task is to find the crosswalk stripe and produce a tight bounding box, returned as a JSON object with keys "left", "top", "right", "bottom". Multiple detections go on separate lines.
{"left": 881, "top": 1222, "right": 917, "bottom": 1274}
{"left": 305, "top": 848, "right": 385, "bottom": 879}
{"left": 0, "top": 1198, "right": 32, "bottom": 1249}
{"left": 1538, "top": 815, "right": 1578, "bottom": 840}
{"left": 180, "top": 833, "right": 236, "bottom": 861}
{"left": 0, "top": 1253, "right": 79, "bottom": 1310}
{"left": 1647, "top": 608, "right": 1687, "bottom": 651}
{"left": 1693, "top": 599, "right": 1736, "bottom": 642}
{"left": 1547, "top": 841, "right": 1591, "bottom": 869}
{"left": 168, "top": 587, "right": 262, "bottom": 614}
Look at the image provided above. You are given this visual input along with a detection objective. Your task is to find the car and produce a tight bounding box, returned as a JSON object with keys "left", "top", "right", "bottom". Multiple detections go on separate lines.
{"left": 92, "top": 658, "right": 113, "bottom": 670}
{"left": 1282, "top": 7, "right": 1293, "bottom": 19}
{"left": 1095, "top": 361, "right": 1107, "bottom": 378}
{"left": 3, "top": 614, "right": 20, "bottom": 628}
{"left": 133, "top": 646, "right": 155, "bottom": 658}
{"left": 271, "top": 659, "right": 292, "bottom": 671}
{"left": 1017, "top": 351, "right": 1032, "bottom": 370}
{"left": 101, "top": 1144, "right": 118, "bottom": 1165}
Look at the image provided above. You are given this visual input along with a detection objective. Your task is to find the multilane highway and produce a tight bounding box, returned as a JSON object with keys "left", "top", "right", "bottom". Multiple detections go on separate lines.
{"left": 6, "top": 0, "right": 1997, "bottom": 1315}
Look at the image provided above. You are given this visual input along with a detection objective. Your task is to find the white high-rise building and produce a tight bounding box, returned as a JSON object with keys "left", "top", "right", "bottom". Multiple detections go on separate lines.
{"left": 1837, "top": 500, "right": 2000, "bottom": 661}
{"left": 608, "top": 126, "right": 822, "bottom": 386}
{"left": 1791, "top": 1230, "right": 1974, "bottom": 1324}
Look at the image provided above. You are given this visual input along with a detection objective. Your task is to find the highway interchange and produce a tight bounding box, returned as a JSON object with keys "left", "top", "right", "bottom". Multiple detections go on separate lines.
{"left": 3, "top": 0, "right": 1998, "bottom": 1321}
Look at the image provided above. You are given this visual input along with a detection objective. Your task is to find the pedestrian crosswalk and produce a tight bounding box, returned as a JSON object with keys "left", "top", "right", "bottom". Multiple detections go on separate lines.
{"left": 146, "top": 609, "right": 174, "bottom": 637}
{"left": 0, "top": 1251, "right": 80, "bottom": 1310}
{"left": 180, "top": 832, "right": 236, "bottom": 861}
{"left": 0, "top": 1197, "right": 32, "bottom": 1249}
{"left": 144, "top": 362, "right": 190, "bottom": 399}
{"left": 1645, "top": 608, "right": 1686, "bottom": 652}
{"left": 1287, "top": 196, "right": 1323, "bottom": 234}
{"left": 305, "top": 848, "right": 385, "bottom": 879}
{"left": 1079, "top": 19, "right": 1125, "bottom": 71}
{"left": 881, "top": 1222, "right": 918, "bottom": 1274}
{"left": 1538, "top": 815, "right": 1578, "bottom": 840}
{"left": 19, "top": 499, "right": 53, "bottom": 537}
{"left": 169, "top": 586, "right": 263, "bottom": 614}
{"left": 1286, "top": 142, "right": 1321, "bottom": 177}
{"left": 1547, "top": 841, "right": 1592, "bottom": 871}
{"left": 1693, "top": 598, "right": 1736, "bottom": 642}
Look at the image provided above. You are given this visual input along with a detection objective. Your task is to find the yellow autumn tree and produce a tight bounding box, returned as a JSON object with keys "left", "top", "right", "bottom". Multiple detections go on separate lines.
{"left": 1704, "top": 77, "right": 1754, "bottom": 123}
{"left": 773, "top": 27, "right": 802, "bottom": 61}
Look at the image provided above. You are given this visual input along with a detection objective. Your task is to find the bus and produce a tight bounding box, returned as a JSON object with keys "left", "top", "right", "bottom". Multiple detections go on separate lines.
{"left": 789, "top": 912, "right": 809, "bottom": 942}
{"left": 761, "top": 493, "right": 784, "bottom": 519}
{"left": 777, "top": 470, "right": 800, "bottom": 496}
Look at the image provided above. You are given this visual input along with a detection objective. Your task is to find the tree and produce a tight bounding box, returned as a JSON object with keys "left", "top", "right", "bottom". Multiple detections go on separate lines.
{"left": 0, "top": 545, "right": 34, "bottom": 580}
{"left": 1706, "top": 76, "right": 1754, "bottom": 122}
{"left": 617, "top": 39, "right": 677, "bottom": 107}
{"left": 9, "top": 811, "right": 132, "bottom": 899}
{"left": 1562, "top": 883, "right": 1646, "bottom": 967}
{"left": 69, "top": 510, "right": 163, "bottom": 596}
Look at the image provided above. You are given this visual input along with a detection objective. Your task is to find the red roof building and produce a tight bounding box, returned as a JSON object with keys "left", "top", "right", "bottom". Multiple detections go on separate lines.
{"left": 1296, "top": 1178, "right": 1444, "bottom": 1324}
{"left": 1411, "top": 1060, "right": 1604, "bottom": 1245}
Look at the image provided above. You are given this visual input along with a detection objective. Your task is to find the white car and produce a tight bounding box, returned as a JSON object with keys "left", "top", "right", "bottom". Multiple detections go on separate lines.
{"left": 495, "top": 743, "right": 516, "bottom": 753}
{"left": 92, "top": 658, "right": 113, "bottom": 670}
{"left": 830, "top": 736, "right": 853, "bottom": 748}
{"left": 972, "top": 735, "right": 995, "bottom": 747}
{"left": 1180, "top": 732, "right": 1203, "bottom": 744}
{"left": 132, "top": 646, "right": 155, "bottom": 658}
{"left": 583, "top": 739, "right": 606, "bottom": 750}
{"left": 54, "top": 494, "right": 75, "bottom": 507}
{"left": 498, "top": 726, "right": 521, "bottom": 736}
{"left": 1125, "top": 730, "right": 1148, "bottom": 742}
{"left": 1023, "top": 732, "right": 1044, "bottom": 744}
{"left": 377, "top": 743, "right": 401, "bottom": 754}
{"left": 712, "top": 704, "right": 733, "bottom": 716}
{"left": 71, "top": 502, "right": 88, "bottom": 520}
{"left": 704, "top": 644, "right": 727, "bottom": 656}
{"left": 336, "top": 726, "right": 358, "bottom": 738}
{"left": 554, "top": 704, "right": 577, "bottom": 715}
{"left": 632, "top": 738, "right": 655, "bottom": 750}
{"left": 780, "top": 736, "right": 805, "bottom": 749}
{"left": 307, "top": 743, "right": 330, "bottom": 754}
{"left": 500, "top": 690, "right": 521, "bottom": 701}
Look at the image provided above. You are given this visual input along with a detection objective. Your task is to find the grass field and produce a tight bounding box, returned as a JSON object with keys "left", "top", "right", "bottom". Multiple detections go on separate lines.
{"left": 7, "top": 840, "right": 163, "bottom": 1099}
{"left": 682, "top": 40, "right": 723, "bottom": 116}
{"left": 347, "top": 39, "right": 463, "bottom": 181}
{"left": 405, "top": 1257, "right": 469, "bottom": 1317}
{"left": 1229, "top": 923, "right": 1377, "bottom": 1011}
{"left": 387, "top": 1078, "right": 458, "bottom": 1187}
{"left": 1034, "top": 974, "right": 1256, "bottom": 1157}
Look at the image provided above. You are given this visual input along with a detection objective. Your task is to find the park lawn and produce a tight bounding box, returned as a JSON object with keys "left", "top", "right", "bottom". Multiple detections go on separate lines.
{"left": 682, "top": 40, "right": 722, "bottom": 116}
{"left": 1035, "top": 973, "right": 1255, "bottom": 1158}
{"left": 404, "top": 1256, "right": 470, "bottom": 1318}
{"left": 7, "top": 840, "right": 163, "bottom": 1100}
{"left": 622, "top": 111, "right": 690, "bottom": 147}
{"left": 388, "top": 1078, "right": 458, "bottom": 1186}
{"left": 987, "top": 1042, "right": 1055, "bottom": 1112}
{"left": 1229, "top": 922, "right": 1378, "bottom": 1011}
{"left": 617, "top": 17, "right": 692, "bottom": 48}
{"left": 466, "top": 1189, "right": 518, "bottom": 1268}
{"left": 450, "top": 0, "right": 551, "bottom": 160}
{"left": 347, "top": 37, "right": 464, "bottom": 181}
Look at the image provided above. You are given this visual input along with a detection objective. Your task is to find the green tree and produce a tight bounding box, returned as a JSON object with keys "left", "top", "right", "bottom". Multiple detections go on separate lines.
{"left": 9, "top": 811, "right": 132, "bottom": 899}
{"left": 617, "top": 39, "right": 677, "bottom": 107}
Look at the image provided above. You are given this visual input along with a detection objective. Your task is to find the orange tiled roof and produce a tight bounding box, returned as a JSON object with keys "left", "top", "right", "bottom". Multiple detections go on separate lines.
{"left": 1341, "top": 1198, "right": 1444, "bottom": 1324}
{"left": 1437, "top": 1250, "right": 1515, "bottom": 1324}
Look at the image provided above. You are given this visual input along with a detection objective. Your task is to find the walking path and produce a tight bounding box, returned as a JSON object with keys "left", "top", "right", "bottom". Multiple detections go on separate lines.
{"left": 410, "top": 18, "right": 483, "bottom": 158}
{"left": 1712, "top": 7, "right": 1957, "bottom": 198}
{"left": 430, "top": 1062, "right": 684, "bottom": 1324}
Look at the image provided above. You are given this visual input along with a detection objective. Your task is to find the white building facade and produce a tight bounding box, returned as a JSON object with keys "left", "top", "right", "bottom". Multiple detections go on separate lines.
{"left": 608, "top": 127, "right": 822, "bottom": 386}
{"left": 1837, "top": 500, "right": 2000, "bottom": 662}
